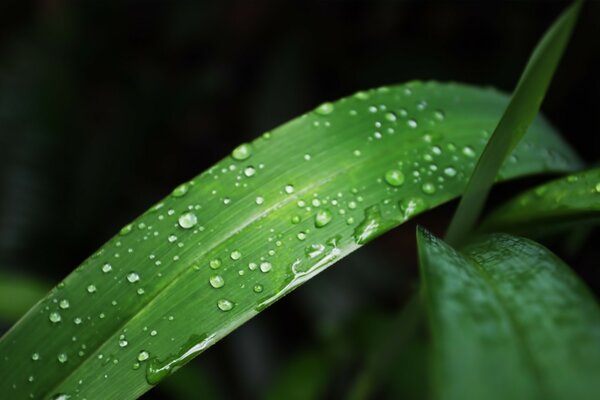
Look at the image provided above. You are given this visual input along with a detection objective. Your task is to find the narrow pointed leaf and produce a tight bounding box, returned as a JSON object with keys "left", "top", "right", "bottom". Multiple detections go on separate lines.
{"left": 481, "top": 167, "right": 600, "bottom": 235}
{"left": 445, "top": 1, "right": 581, "bottom": 245}
{"left": 418, "top": 228, "right": 600, "bottom": 400}
{"left": 0, "top": 82, "right": 581, "bottom": 400}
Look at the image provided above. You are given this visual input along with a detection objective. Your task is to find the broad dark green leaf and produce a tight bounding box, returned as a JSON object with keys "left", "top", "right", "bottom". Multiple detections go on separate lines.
{"left": 481, "top": 167, "right": 600, "bottom": 235}
{"left": 418, "top": 228, "right": 600, "bottom": 400}
{"left": 445, "top": 1, "right": 581, "bottom": 245}
{"left": 0, "top": 82, "right": 581, "bottom": 400}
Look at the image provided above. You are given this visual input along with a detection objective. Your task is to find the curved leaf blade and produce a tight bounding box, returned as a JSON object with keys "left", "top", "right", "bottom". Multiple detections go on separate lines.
{"left": 418, "top": 228, "right": 600, "bottom": 400}
{"left": 0, "top": 82, "right": 580, "bottom": 400}
{"left": 481, "top": 167, "right": 600, "bottom": 235}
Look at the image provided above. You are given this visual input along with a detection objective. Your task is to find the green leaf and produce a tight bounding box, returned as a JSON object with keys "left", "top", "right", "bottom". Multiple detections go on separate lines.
{"left": 418, "top": 228, "right": 600, "bottom": 400}
{"left": 445, "top": 1, "right": 581, "bottom": 245}
{"left": 481, "top": 167, "right": 600, "bottom": 235}
{"left": 0, "top": 81, "right": 580, "bottom": 400}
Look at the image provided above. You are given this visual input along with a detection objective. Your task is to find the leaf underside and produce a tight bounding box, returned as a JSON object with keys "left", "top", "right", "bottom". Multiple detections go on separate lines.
{"left": 418, "top": 228, "right": 600, "bottom": 400}
{"left": 0, "top": 81, "right": 581, "bottom": 400}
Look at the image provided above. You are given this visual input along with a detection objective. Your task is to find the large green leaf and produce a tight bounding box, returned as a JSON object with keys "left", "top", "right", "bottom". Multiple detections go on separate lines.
{"left": 445, "top": 1, "right": 580, "bottom": 245}
{"left": 418, "top": 228, "right": 600, "bottom": 400}
{"left": 0, "top": 82, "right": 580, "bottom": 400}
{"left": 481, "top": 167, "right": 600, "bottom": 235}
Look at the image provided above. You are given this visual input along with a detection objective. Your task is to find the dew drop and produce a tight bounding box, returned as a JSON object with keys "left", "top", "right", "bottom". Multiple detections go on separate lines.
{"left": 168, "top": 234, "right": 178, "bottom": 243}
{"left": 138, "top": 351, "right": 150, "bottom": 362}
{"left": 32, "top": 353, "right": 40, "bottom": 361}
{"left": 119, "top": 224, "right": 133, "bottom": 236}
{"left": 259, "top": 262, "right": 272, "bottom": 273}
{"left": 434, "top": 110, "right": 445, "bottom": 121}
{"left": 315, "top": 102, "right": 334, "bottom": 115}
{"left": 253, "top": 284, "right": 263, "bottom": 293}
{"left": 172, "top": 183, "right": 189, "bottom": 198}
{"left": 384, "top": 169, "right": 405, "bottom": 187}
{"left": 297, "top": 232, "right": 306, "bottom": 241}
{"left": 57, "top": 353, "right": 68, "bottom": 363}
{"left": 243, "top": 166, "right": 256, "bottom": 177}
{"left": 421, "top": 182, "right": 436, "bottom": 195}
{"left": 230, "top": 250, "right": 242, "bottom": 260}
{"left": 217, "top": 299, "right": 234, "bottom": 311}
{"left": 232, "top": 143, "right": 252, "bottom": 160}
{"left": 284, "top": 184, "right": 295, "bottom": 194}
{"left": 178, "top": 212, "right": 198, "bottom": 229}
{"left": 462, "top": 146, "right": 476, "bottom": 158}
{"left": 314, "top": 209, "right": 333, "bottom": 228}
{"left": 407, "top": 118, "right": 418, "bottom": 128}
{"left": 59, "top": 300, "right": 70, "bottom": 310}
{"left": 443, "top": 167, "right": 457, "bottom": 177}
{"left": 87, "top": 285, "right": 97, "bottom": 294}
{"left": 101, "top": 263, "right": 112, "bottom": 273}
{"left": 384, "top": 112, "right": 397, "bottom": 122}
{"left": 209, "top": 275, "right": 225, "bottom": 289}
{"left": 209, "top": 259, "right": 222, "bottom": 269}
{"left": 255, "top": 196, "right": 265, "bottom": 205}
{"left": 127, "top": 272, "right": 140, "bottom": 283}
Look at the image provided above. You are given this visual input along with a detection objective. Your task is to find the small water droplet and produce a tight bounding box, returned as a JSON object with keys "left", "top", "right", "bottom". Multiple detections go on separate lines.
{"left": 168, "top": 234, "right": 178, "bottom": 243}
{"left": 407, "top": 118, "right": 418, "bottom": 128}
{"left": 101, "top": 263, "right": 112, "bottom": 273}
{"left": 314, "top": 209, "right": 333, "bottom": 228}
{"left": 297, "top": 232, "right": 306, "bottom": 241}
{"left": 230, "top": 250, "right": 242, "bottom": 260}
{"left": 421, "top": 182, "right": 436, "bottom": 195}
{"left": 384, "top": 112, "right": 397, "bottom": 122}
{"left": 57, "top": 353, "right": 68, "bottom": 363}
{"left": 209, "top": 275, "right": 225, "bottom": 289}
{"left": 255, "top": 196, "right": 265, "bottom": 205}
{"left": 232, "top": 143, "right": 252, "bottom": 160}
{"left": 127, "top": 272, "right": 140, "bottom": 283}
{"left": 209, "top": 259, "right": 222, "bottom": 269}
{"left": 434, "top": 110, "right": 445, "bottom": 121}
{"left": 172, "top": 183, "right": 189, "bottom": 198}
{"left": 243, "top": 166, "right": 256, "bottom": 177}
{"left": 284, "top": 184, "right": 295, "bottom": 194}
{"left": 217, "top": 299, "right": 234, "bottom": 311}
{"left": 178, "top": 212, "right": 198, "bottom": 229}
{"left": 253, "top": 284, "right": 263, "bottom": 293}
{"left": 304, "top": 153, "right": 312, "bottom": 161}
{"left": 595, "top": 182, "right": 600, "bottom": 193}
{"left": 32, "top": 353, "right": 40, "bottom": 361}
{"left": 462, "top": 146, "right": 476, "bottom": 158}
{"left": 259, "top": 262, "right": 272, "bottom": 273}
{"left": 138, "top": 351, "right": 150, "bottom": 362}
{"left": 315, "top": 102, "right": 334, "bottom": 115}
{"left": 119, "top": 224, "right": 133, "bottom": 236}
{"left": 87, "top": 285, "right": 97, "bottom": 294}
{"left": 443, "top": 167, "right": 457, "bottom": 177}
{"left": 384, "top": 169, "right": 405, "bottom": 187}
{"left": 59, "top": 300, "right": 70, "bottom": 310}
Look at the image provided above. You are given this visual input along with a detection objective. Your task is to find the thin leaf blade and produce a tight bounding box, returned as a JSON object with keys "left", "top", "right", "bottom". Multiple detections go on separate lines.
{"left": 0, "top": 82, "right": 580, "bottom": 400}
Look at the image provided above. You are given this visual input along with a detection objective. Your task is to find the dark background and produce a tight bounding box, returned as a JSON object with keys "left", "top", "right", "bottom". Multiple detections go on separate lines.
{"left": 1, "top": 1, "right": 599, "bottom": 399}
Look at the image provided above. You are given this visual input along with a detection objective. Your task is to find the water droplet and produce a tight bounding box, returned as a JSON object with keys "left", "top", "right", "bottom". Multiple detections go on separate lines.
{"left": 57, "top": 353, "right": 68, "bottom": 363}
{"left": 138, "top": 351, "right": 150, "bottom": 362}
{"left": 232, "top": 143, "right": 252, "bottom": 160}
{"left": 59, "top": 300, "right": 70, "bottom": 310}
{"left": 119, "top": 224, "right": 133, "bottom": 236}
{"left": 230, "top": 250, "right": 242, "bottom": 260}
{"left": 178, "top": 212, "right": 198, "bottom": 229}
{"left": 384, "top": 169, "right": 405, "bottom": 187}
{"left": 253, "top": 284, "right": 263, "bottom": 293}
{"left": 314, "top": 209, "right": 333, "bottom": 228}
{"left": 259, "top": 262, "right": 272, "bottom": 273}
{"left": 595, "top": 182, "right": 600, "bottom": 193}
{"left": 434, "top": 110, "right": 445, "bottom": 121}
{"left": 297, "top": 232, "right": 306, "bottom": 241}
{"left": 443, "top": 167, "right": 457, "bottom": 177}
{"left": 354, "top": 91, "right": 370, "bottom": 100}
{"left": 101, "top": 263, "right": 112, "bottom": 273}
{"left": 217, "top": 299, "right": 234, "bottom": 311}
{"left": 284, "top": 184, "right": 295, "bottom": 194}
{"left": 304, "top": 153, "right": 312, "bottom": 161}
{"left": 407, "top": 118, "right": 418, "bottom": 128}
{"left": 384, "top": 112, "right": 397, "bottom": 122}
{"left": 209, "top": 275, "right": 224, "bottom": 288}
{"left": 119, "top": 338, "right": 128, "bottom": 348}
{"left": 172, "top": 183, "right": 189, "bottom": 198}
{"left": 462, "top": 146, "right": 476, "bottom": 158}
{"left": 399, "top": 198, "right": 428, "bottom": 220}
{"left": 315, "top": 102, "right": 334, "bottom": 115}
{"left": 32, "top": 353, "right": 40, "bottom": 361}
{"left": 209, "top": 259, "right": 221, "bottom": 269}
{"left": 87, "top": 285, "right": 97, "bottom": 294}
{"left": 255, "top": 196, "right": 265, "bottom": 205}
{"left": 168, "top": 234, "right": 178, "bottom": 243}
{"left": 127, "top": 272, "right": 140, "bottom": 283}
{"left": 243, "top": 166, "right": 256, "bottom": 177}
{"left": 421, "top": 183, "right": 436, "bottom": 195}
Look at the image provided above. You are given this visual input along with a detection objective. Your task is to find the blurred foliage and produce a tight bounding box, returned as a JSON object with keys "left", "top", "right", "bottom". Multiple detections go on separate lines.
{"left": 0, "top": 1, "right": 598, "bottom": 399}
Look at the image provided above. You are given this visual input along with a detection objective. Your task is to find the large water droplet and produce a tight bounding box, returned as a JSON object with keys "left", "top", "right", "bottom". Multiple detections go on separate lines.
{"left": 59, "top": 299, "right": 70, "bottom": 310}
{"left": 217, "top": 299, "right": 234, "bottom": 311}
{"left": 49, "top": 312, "right": 62, "bottom": 323}
{"left": 230, "top": 250, "right": 242, "bottom": 260}
{"left": 385, "top": 169, "right": 405, "bottom": 187}
{"left": 209, "top": 275, "right": 224, "bottom": 289}
{"left": 178, "top": 212, "right": 198, "bottom": 229}
{"left": 101, "top": 263, "right": 112, "bottom": 273}
{"left": 127, "top": 272, "right": 140, "bottom": 283}
{"left": 232, "top": 143, "right": 252, "bottom": 160}
{"left": 399, "top": 198, "right": 427, "bottom": 220}
{"left": 314, "top": 209, "right": 332, "bottom": 228}
{"left": 315, "top": 102, "right": 334, "bottom": 115}
{"left": 260, "top": 262, "right": 272, "bottom": 273}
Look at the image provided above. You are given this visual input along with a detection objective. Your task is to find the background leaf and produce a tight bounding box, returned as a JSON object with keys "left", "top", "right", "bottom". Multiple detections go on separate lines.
{"left": 445, "top": 1, "right": 581, "bottom": 245}
{"left": 418, "top": 228, "right": 600, "bottom": 400}
{"left": 0, "top": 82, "right": 580, "bottom": 400}
{"left": 481, "top": 167, "right": 600, "bottom": 235}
